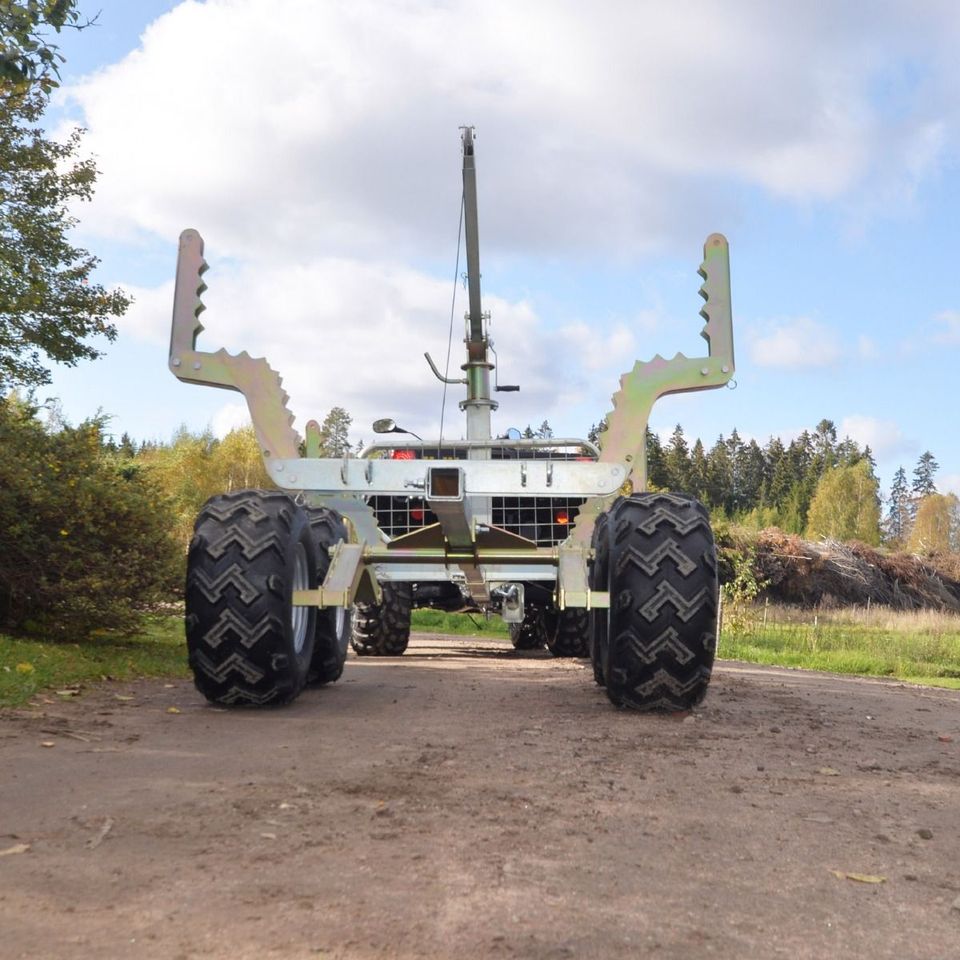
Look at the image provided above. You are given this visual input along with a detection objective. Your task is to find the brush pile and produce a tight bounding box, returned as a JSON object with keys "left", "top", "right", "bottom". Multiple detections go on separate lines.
{"left": 748, "top": 530, "right": 960, "bottom": 612}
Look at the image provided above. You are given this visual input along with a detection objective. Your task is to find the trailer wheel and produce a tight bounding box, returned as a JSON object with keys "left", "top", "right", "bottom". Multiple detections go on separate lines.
{"left": 307, "top": 508, "right": 352, "bottom": 684}
{"left": 185, "top": 490, "right": 316, "bottom": 706}
{"left": 604, "top": 493, "right": 718, "bottom": 711}
{"left": 588, "top": 511, "right": 610, "bottom": 686}
{"left": 351, "top": 581, "right": 413, "bottom": 656}
{"left": 509, "top": 611, "right": 546, "bottom": 650}
{"left": 545, "top": 608, "right": 589, "bottom": 658}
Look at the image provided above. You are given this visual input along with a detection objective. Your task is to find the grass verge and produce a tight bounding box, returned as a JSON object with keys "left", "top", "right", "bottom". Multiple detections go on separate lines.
{"left": 4, "top": 604, "right": 959, "bottom": 707}
{"left": 411, "top": 609, "right": 510, "bottom": 637}
{"left": 0, "top": 617, "right": 189, "bottom": 708}
{"left": 719, "top": 604, "right": 960, "bottom": 689}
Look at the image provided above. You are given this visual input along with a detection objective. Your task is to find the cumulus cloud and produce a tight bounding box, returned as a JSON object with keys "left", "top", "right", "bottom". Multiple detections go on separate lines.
{"left": 839, "top": 415, "right": 910, "bottom": 459}
{"left": 63, "top": 0, "right": 960, "bottom": 262}
{"left": 150, "top": 246, "right": 592, "bottom": 440}
{"left": 211, "top": 402, "right": 251, "bottom": 439}
{"left": 856, "top": 335, "right": 880, "bottom": 360}
{"left": 53, "top": 1, "right": 960, "bottom": 452}
{"left": 120, "top": 280, "right": 175, "bottom": 344}
{"left": 748, "top": 317, "right": 842, "bottom": 368}
{"left": 558, "top": 322, "right": 638, "bottom": 373}
{"left": 930, "top": 309, "right": 960, "bottom": 344}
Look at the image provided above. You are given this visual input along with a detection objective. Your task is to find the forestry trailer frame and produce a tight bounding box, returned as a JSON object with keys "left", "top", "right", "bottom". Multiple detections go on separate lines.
{"left": 170, "top": 127, "right": 735, "bottom": 710}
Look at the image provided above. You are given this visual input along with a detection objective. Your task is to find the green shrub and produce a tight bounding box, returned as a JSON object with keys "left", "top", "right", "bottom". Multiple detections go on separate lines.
{"left": 0, "top": 396, "right": 181, "bottom": 639}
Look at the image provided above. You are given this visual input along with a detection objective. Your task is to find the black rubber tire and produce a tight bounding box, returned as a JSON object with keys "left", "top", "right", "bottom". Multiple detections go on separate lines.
{"left": 307, "top": 507, "right": 352, "bottom": 684}
{"left": 351, "top": 581, "right": 412, "bottom": 656}
{"left": 588, "top": 511, "right": 610, "bottom": 686}
{"left": 185, "top": 490, "right": 316, "bottom": 706}
{"left": 603, "top": 492, "right": 718, "bottom": 711}
{"left": 509, "top": 611, "right": 547, "bottom": 650}
{"left": 545, "top": 607, "right": 590, "bottom": 658}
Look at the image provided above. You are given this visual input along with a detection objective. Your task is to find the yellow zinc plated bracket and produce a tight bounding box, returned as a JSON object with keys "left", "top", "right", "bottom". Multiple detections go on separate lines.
{"left": 571, "top": 234, "right": 735, "bottom": 544}
{"left": 169, "top": 229, "right": 301, "bottom": 464}
{"left": 292, "top": 542, "right": 381, "bottom": 608}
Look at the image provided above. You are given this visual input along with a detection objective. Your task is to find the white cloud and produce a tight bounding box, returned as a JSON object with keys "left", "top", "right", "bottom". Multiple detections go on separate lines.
{"left": 153, "top": 247, "right": 583, "bottom": 442}
{"left": 49, "top": 1, "right": 960, "bottom": 455}
{"left": 748, "top": 317, "right": 842, "bottom": 368}
{"left": 120, "top": 280, "right": 175, "bottom": 343}
{"left": 62, "top": 0, "right": 960, "bottom": 262}
{"left": 857, "top": 334, "right": 879, "bottom": 360}
{"left": 930, "top": 309, "right": 960, "bottom": 345}
{"left": 558, "top": 322, "right": 637, "bottom": 373}
{"left": 839, "top": 415, "right": 910, "bottom": 459}
{"left": 211, "top": 402, "right": 251, "bottom": 439}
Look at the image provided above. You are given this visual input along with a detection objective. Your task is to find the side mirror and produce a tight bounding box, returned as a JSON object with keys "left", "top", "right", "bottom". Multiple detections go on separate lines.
{"left": 372, "top": 418, "right": 398, "bottom": 434}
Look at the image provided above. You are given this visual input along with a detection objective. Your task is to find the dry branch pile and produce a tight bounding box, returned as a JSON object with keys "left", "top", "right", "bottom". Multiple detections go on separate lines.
{"left": 750, "top": 529, "right": 960, "bottom": 612}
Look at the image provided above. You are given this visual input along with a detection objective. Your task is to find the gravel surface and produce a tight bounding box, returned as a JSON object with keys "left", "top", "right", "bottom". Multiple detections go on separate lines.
{"left": 2, "top": 633, "right": 959, "bottom": 959}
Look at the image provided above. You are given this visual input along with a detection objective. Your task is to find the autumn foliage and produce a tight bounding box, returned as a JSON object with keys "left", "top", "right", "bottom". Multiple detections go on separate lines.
{"left": 0, "top": 396, "right": 181, "bottom": 638}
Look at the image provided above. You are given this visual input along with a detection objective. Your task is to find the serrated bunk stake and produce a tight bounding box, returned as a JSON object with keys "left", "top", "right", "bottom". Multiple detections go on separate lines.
{"left": 570, "top": 233, "right": 735, "bottom": 543}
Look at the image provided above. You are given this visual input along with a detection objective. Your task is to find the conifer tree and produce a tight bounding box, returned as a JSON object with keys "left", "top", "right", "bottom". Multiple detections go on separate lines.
{"left": 885, "top": 466, "right": 911, "bottom": 545}
{"left": 665, "top": 424, "right": 691, "bottom": 491}
{"left": 912, "top": 451, "right": 939, "bottom": 499}
{"left": 645, "top": 428, "right": 668, "bottom": 488}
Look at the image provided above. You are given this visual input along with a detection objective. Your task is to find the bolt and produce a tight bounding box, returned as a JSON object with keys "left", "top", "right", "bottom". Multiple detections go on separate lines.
{"left": 172, "top": 357, "right": 181, "bottom": 367}
{"left": 722, "top": 365, "right": 730, "bottom": 373}
{"left": 276, "top": 463, "right": 284, "bottom": 472}
{"left": 193, "top": 361, "right": 202, "bottom": 370}
{"left": 701, "top": 367, "right": 709, "bottom": 375}
{"left": 288, "top": 475, "right": 297, "bottom": 484}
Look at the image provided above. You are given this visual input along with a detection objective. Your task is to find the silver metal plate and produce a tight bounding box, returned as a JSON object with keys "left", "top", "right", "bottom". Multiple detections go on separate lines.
{"left": 268, "top": 458, "right": 627, "bottom": 497}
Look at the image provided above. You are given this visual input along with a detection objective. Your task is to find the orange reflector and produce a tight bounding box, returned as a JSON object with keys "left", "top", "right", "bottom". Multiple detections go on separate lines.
{"left": 555, "top": 511, "right": 569, "bottom": 525}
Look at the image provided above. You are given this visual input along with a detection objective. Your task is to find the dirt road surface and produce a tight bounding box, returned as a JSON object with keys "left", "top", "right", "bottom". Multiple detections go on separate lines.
{"left": 2, "top": 634, "right": 959, "bottom": 959}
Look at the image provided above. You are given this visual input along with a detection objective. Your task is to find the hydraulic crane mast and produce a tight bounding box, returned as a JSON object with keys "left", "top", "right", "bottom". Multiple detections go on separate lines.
{"left": 459, "top": 126, "right": 496, "bottom": 448}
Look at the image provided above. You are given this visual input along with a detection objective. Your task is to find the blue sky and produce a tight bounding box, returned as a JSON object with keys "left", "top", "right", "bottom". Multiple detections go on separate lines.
{"left": 41, "top": 0, "right": 960, "bottom": 500}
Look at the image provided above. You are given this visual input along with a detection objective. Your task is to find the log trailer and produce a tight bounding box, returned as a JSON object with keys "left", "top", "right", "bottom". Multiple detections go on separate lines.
{"left": 169, "top": 127, "right": 735, "bottom": 710}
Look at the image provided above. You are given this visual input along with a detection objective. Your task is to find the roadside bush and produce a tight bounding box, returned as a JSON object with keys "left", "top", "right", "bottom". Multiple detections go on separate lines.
{"left": 0, "top": 396, "right": 181, "bottom": 638}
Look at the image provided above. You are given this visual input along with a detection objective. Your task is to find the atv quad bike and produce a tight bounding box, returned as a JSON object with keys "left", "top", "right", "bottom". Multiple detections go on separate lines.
{"left": 170, "top": 127, "right": 735, "bottom": 710}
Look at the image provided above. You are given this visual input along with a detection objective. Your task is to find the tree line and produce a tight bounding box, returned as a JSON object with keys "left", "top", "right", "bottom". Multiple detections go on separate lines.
{"left": 589, "top": 416, "right": 956, "bottom": 551}
{"left": 2, "top": 391, "right": 958, "bottom": 642}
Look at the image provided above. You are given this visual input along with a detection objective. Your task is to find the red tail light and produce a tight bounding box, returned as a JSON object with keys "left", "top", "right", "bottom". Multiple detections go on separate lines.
{"left": 410, "top": 508, "right": 424, "bottom": 522}
{"left": 391, "top": 449, "right": 416, "bottom": 460}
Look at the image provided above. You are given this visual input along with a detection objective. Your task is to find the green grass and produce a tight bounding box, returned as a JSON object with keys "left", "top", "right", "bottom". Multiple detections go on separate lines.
{"left": 4, "top": 604, "right": 959, "bottom": 708}
{"left": 411, "top": 609, "right": 510, "bottom": 637}
{"left": 0, "top": 617, "right": 190, "bottom": 708}
{"left": 720, "top": 604, "right": 960, "bottom": 689}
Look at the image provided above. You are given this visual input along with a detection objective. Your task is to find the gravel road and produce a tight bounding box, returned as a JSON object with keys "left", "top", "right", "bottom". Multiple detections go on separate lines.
{"left": 2, "top": 633, "right": 959, "bottom": 959}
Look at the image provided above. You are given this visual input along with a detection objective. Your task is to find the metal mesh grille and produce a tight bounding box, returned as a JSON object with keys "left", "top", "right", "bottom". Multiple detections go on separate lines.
{"left": 491, "top": 497, "right": 584, "bottom": 547}
{"left": 368, "top": 495, "right": 436, "bottom": 540}
{"left": 368, "top": 494, "right": 584, "bottom": 547}
{"left": 367, "top": 443, "right": 593, "bottom": 547}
